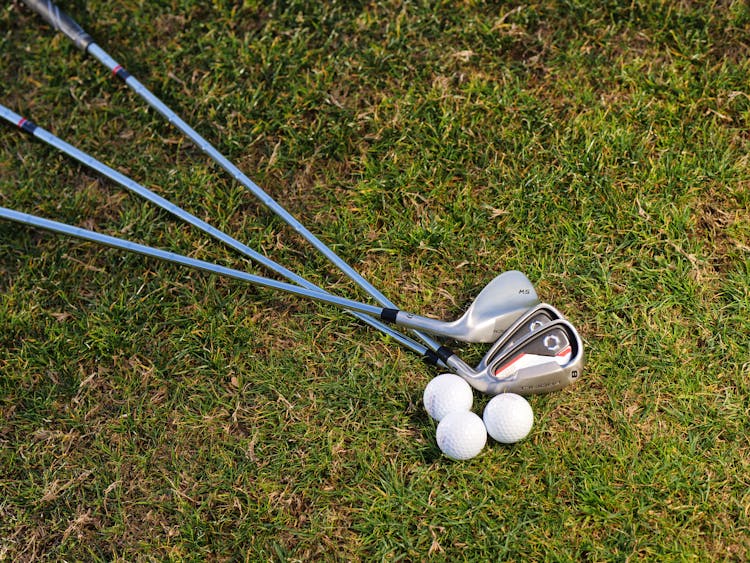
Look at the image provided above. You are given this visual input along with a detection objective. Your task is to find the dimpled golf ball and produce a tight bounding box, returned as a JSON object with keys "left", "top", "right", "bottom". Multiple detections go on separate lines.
{"left": 482, "top": 393, "right": 534, "bottom": 444}
{"left": 436, "top": 410, "right": 487, "bottom": 460}
{"left": 422, "top": 373, "right": 473, "bottom": 422}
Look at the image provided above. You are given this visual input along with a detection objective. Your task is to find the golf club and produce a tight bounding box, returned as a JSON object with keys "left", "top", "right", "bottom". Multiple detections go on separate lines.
{"left": 1, "top": 104, "right": 582, "bottom": 392}
{"left": 0, "top": 207, "right": 581, "bottom": 395}
{"left": 19, "top": 0, "right": 540, "bottom": 346}
{"left": 1, "top": 105, "right": 537, "bottom": 344}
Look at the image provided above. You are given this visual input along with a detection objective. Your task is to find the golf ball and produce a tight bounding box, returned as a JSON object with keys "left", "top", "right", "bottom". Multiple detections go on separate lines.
{"left": 436, "top": 410, "right": 487, "bottom": 460}
{"left": 422, "top": 373, "right": 473, "bottom": 421}
{"left": 482, "top": 393, "right": 534, "bottom": 444}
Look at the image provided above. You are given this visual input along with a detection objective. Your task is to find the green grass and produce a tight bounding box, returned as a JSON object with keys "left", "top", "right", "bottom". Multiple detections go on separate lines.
{"left": 1, "top": 0, "right": 749, "bottom": 560}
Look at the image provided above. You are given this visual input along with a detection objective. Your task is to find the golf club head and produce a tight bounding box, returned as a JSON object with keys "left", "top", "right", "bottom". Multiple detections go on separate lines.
{"left": 476, "top": 303, "right": 564, "bottom": 371}
{"left": 448, "top": 270, "right": 539, "bottom": 343}
{"left": 475, "top": 319, "right": 583, "bottom": 395}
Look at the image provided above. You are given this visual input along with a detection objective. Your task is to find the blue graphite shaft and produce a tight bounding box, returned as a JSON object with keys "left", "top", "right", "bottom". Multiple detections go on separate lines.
{"left": 0, "top": 104, "right": 445, "bottom": 366}
{"left": 20, "top": 0, "right": 445, "bottom": 355}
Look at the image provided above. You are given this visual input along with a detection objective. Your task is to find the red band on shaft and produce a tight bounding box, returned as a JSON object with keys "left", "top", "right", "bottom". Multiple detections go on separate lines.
{"left": 17, "top": 118, "right": 26, "bottom": 128}
{"left": 112, "top": 65, "right": 123, "bottom": 76}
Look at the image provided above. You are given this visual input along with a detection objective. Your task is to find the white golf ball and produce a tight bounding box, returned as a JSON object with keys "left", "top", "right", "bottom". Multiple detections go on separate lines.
{"left": 422, "top": 373, "right": 473, "bottom": 421}
{"left": 482, "top": 393, "right": 534, "bottom": 444}
{"left": 436, "top": 410, "right": 487, "bottom": 461}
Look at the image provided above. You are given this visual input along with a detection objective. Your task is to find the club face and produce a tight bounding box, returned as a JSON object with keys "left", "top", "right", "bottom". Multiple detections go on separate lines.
{"left": 454, "top": 270, "right": 539, "bottom": 343}
{"left": 476, "top": 320, "right": 583, "bottom": 395}
{"left": 476, "top": 303, "right": 564, "bottom": 370}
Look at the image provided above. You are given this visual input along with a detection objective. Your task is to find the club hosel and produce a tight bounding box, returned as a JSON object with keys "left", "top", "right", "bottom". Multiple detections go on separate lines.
{"left": 390, "top": 310, "right": 471, "bottom": 341}
{"left": 441, "top": 354, "right": 505, "bottom": 395}
{"left": 443, "top": 355, "right": 475, "bottom": 380}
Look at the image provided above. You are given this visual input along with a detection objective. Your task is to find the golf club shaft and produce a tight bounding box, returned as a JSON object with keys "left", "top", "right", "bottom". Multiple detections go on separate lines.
{"left": 0, "top": 207, "right": 467, "bottom": 371}
{"left": 0, "top": 104, "right": 444, "bottom": 366}
{"left": 20, "top": 0, "right": 444, "bottom": 354}
{"left": 0, "top": 208, "right": 397, "bottom": 317}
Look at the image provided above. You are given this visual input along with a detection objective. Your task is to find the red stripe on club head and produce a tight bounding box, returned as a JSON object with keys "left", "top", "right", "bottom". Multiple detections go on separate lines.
{"left": 556, "top": 345, "right": 572, "bottom": 358}
{"left": 494, "top": 353, "right": 526, "bottom": 376}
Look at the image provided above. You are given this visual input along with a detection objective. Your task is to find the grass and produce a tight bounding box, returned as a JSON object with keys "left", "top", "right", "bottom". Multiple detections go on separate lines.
{"left": 1, "top": 0, "right": 749, "bottom": 560}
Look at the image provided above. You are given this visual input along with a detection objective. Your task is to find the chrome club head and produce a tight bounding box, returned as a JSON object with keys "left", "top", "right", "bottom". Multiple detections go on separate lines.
{"left": 456, "top": 270, "right": 539, "bottom": 342}
{"left": 406, "top": 270, "right": 539, "bottom": 343}
{"left": 482, "top": 319, "right": 584, "bottom": 395}
{"left": 445, "top": 317, "right": 584, "bottom": 396}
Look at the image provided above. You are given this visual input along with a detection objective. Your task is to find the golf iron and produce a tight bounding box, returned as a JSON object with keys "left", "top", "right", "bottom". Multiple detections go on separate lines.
{"left": 0, "top": 105, "right": 581, "bottom": 393}
{"left": 0, "top": 207, "right": 583, "bottom": 395}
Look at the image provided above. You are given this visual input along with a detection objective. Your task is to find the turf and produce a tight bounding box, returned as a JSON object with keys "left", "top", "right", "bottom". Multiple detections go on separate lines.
{"left": 1, "top": 0, "right": 749, "bottom": 560}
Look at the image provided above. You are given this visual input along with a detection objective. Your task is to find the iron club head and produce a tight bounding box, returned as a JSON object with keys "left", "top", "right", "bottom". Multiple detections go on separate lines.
{"left": 454, "top": 270, "right": 539, "bottom": 342}
{"left": 396, "top": 270, "right": 539, "bottom": 343}
{"left": 445, "top": 317, "right": 584, "bottom": 395}
{"left": 482, "top": 319, "right": 583, "bottom": 395}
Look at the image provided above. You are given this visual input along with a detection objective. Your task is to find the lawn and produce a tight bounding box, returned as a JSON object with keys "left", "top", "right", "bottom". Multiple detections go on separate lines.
{"left": 1, "top": 0, "right": 749, "bottom": 560}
